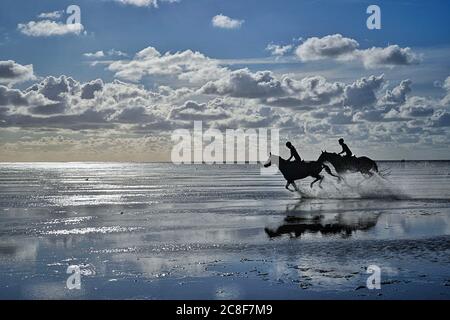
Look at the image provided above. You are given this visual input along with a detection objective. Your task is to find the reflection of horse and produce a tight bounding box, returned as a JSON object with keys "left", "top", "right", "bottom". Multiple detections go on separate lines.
{"left": 317, "top": 151, "right": 378, "bottom": 177}
{"left": 264, "top": 153, "right": 341, "bottom": 191}
{"left": 265, "top": 210, "right": 380, "bottom": 239}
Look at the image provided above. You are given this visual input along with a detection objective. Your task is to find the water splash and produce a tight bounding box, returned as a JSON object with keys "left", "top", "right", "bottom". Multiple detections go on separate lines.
{"left": 297, "top": 174, "right": 409, "bottom": 200}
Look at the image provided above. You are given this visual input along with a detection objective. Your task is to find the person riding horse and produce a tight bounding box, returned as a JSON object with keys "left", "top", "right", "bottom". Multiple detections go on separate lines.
{"left": 286, "top": 141, "right": 302, "bottom": 163}
{"left": 338, "top": 138, "right": 353, "bottom": 159}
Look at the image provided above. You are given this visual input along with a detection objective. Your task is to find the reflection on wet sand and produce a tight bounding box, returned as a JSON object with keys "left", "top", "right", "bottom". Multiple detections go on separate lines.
{"left": 265, "top": 200, "right": 380, "bottom": 239}
{"left": 1, "top": 162, "right": 450, "bottom": 299}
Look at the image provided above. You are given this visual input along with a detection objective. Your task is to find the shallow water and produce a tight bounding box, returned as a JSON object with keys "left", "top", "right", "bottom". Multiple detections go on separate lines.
{"left": 0, "top": 161, "right": 450, "bottom": 299}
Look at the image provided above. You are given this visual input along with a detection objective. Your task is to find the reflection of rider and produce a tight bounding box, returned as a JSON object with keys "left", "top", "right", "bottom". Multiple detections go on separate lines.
{"left": 338, "top": 138, "right": 353, "bottom": 159}
{"left": 286, "top": 141, "right": 302, "bottom": 162}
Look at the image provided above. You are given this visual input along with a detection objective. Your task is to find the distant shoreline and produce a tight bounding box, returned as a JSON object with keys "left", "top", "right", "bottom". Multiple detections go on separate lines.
{"left": 1, "top": 160, "right": 450, "bottom": 164}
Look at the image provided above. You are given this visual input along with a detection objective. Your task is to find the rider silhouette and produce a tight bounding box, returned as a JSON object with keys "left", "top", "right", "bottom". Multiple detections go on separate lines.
{"left": 338, "top": 138, "right": 353, "bottom": 159}
{"left": 286, "top": 141, "right": 302, "bottom": 162}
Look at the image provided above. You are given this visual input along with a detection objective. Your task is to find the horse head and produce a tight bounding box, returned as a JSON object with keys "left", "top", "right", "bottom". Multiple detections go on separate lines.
{"left": 264, "top": 153, "right": 282, "bottom": 168}
{"left": 264, "top": 152, "right": 273, "bottom": 167}
{"left": 318, "top": 150, "right": 328, "bottom": 162}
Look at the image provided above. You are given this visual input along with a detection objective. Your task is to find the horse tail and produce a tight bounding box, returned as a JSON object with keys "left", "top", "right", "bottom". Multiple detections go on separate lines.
{"left": 373, "top": 162, "right": 379, "bottom": 173}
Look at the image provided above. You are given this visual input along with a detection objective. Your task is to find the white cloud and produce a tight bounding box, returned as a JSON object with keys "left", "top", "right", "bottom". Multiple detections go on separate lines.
{"left": 381, "top": 79, "right": 412, "bottom": 105}
{"left": 0, "top": 60, "right": 36, "bottom": 86}
{"left": 441, "top": 76, "right": 450, "bottom": 106}
{"left": 359, "top": 45, "right": 421, "bottom": 69}
{"left": 37, "top": 11, "right": 63, "bottom": 20}
{"left": 116, "top": 0, "right": 179, "bottom": 8}
{"left": 266, "top": 43, "right": 293, "bottom": 57}
{"left": 107, "top": 46, "right": 228, "bottom": 84}
{"left": 212, "top": 14, "right": 244, "bottom": 29}
{"left": 18, "top": 20, "right": 84, "bottom": 37}
{"left": 83, "top": 51, "right": 106, "bottom": 58}
{"left": 343, "top": 75, "right": 385, "bottom": 108}
{"left": 200, "top": 69, "right": 284, "bottom": 98}
{"left": 295, "top": 34, "right": 420, "bottom": 69}
{"left": 108, "top": 49, "right": 128, "bottom": 57}
{"left": 296, "top": 34, "right": 359, "bottom": 61}
{"left": 84, "top": 49, "right": 128, "bottom": 59}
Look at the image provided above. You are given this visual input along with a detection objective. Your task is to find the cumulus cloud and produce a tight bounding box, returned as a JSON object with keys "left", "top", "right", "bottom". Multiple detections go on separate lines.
{"left": 269, "top": 76, "right": 344, "bottom": 108}
{"left": 432, "top": 111, "right": 450, "bottom": 127}
{"left": 441, "top": 76, "right": 450, "bottom": 106}
{"left": 381, "top": 79, "right": 412, "bottom": 105}
{"left": 295, "top": 34, "right": 420, "bottom": 69}
{"left": 0, "top": 86, "right": 31, "bottom": 107}
{"left": 1, "top": 44, "right": 448, "bottom": 160}
{"left": 296, "top": 34, "right": 359, "bottom": 61}
{"left": 0, "top": 60, "right": 36, "bottom": 86}
{"left": 359, "top": 45, "right": 421, "bottom": 69}
{"left": 212, "top": 14, "right": 244, "bottom": 29}
{"left": 343, "top": 75, "right": 385, "bottom": 108}
{"left": 200, "top": 69, "right": 284, "bottom": 98}
{"left": 18, "top": 20, "right": 84, "bottom": 37}
{"left": 81, "top": 79, "right": 104, "bottom": 99}
{"left": 107, "top": 46, "right": 228, "bottom": 84}
{"left": 169, "top": 100, "right": 229, "bottom": 121}
{"left": 397, "top": 96, "right": 434, "bottom": 118}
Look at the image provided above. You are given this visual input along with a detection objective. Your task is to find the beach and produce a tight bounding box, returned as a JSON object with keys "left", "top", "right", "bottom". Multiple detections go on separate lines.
{"left": 0, "top": 161, "right": 450, "bottom": 299}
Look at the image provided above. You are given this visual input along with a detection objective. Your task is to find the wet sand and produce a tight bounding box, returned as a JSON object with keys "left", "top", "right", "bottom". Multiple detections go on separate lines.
{"left": 0, "top": 162, "right": 450, "bottom": 299}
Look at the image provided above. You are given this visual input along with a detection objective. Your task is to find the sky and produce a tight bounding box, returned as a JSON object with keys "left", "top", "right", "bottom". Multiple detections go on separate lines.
{"left": 0, "top": 0, "right": 450, "bottom": 161}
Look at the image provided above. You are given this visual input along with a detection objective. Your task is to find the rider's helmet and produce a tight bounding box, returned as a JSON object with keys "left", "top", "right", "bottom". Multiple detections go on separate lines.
{"left": 338, "top": 138, "right": 344, "bottom": 144}
{"left": 286, "top": 141, "right": 292, "bottom": 148}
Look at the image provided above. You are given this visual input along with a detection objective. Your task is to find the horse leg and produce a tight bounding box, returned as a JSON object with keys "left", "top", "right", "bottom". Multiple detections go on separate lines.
{"left": 291, "top": 181, "right": 299, "bottom": 191}
{"left": 285, "top": 181, "right": 294, "bottom": 192}
{"left": 322, "top": 164, "right": 341, "bottom": 182}
{"left": 310, "top": 175, "right": 322, "bottom": 188}
{"left": 318, "top": 175, "right": 325, "bottom": 188}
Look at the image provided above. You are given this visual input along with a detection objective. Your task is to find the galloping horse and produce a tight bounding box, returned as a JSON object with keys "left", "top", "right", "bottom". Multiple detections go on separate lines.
{"left": 264, "top": 153, "right": 341, "bottom": 191}
{"left": 317, "top": 151, "right": 378, "bottom": 177}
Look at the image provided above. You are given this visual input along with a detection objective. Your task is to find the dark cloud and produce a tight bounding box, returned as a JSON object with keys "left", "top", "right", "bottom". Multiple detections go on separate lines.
{"left": 81, "top": 79, "right": 104, "bottom": 99}
{"left": 0, "top": 60, "right": 35, "bottom": 85}
{"left": 343, "top": 75, "right": 384, "bottom": 108}
{"left": 201, "top": 69, "right": 284, "bottom": 98}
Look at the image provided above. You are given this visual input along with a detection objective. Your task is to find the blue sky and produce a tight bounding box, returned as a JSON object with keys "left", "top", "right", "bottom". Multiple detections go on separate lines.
{"left": 1, "top": 0, "right": 450, "bottom": 161}
{"left": 2, "top": 0, "right": 449, "bottom": 81}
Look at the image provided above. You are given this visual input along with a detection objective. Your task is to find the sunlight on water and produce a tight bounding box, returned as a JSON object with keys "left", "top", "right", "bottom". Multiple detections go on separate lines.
{"left": 0, "top": 161, "right": 450, "bottom": 299}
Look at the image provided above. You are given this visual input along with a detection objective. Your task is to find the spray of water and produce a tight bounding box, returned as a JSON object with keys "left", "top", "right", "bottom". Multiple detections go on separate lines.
{"left": 297, "top": 173, "right": 409, "bottom": 200}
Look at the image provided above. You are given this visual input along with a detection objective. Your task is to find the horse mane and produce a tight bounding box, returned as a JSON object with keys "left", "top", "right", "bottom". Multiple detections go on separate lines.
{"left": 271, "top": 154, "right": 287, "bottom": 162}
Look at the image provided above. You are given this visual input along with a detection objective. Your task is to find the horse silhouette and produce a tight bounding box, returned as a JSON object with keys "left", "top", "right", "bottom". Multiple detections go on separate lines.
{"left": 317, "top": 151, "right": 378, "bottom": 176}
{"left": 264, "top": 153, "right": 341, "bottom": 191}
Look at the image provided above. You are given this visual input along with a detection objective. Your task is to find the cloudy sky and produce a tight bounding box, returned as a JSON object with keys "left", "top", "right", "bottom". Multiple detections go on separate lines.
{"left": 0, "top": 0, "right": 449, "bottom": 161}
